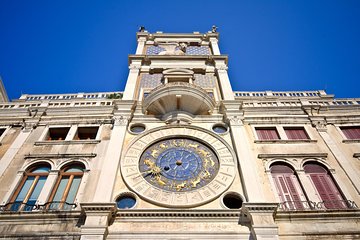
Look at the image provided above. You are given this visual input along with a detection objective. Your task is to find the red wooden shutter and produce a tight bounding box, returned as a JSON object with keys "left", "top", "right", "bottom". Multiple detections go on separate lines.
{"left": 284, "top": 128, "right": 309, "bottom": 140}
{"left": 305, "top": 163, "right": 345, "bottom": 209}
{"left": 256, "top": 128, "right": 280, "bottom": 140}
{"left": 271, "top": 164, "right": 304, "bottom": 210}
{"left": 341, "top": 127, "right": 360, "bottom": 139}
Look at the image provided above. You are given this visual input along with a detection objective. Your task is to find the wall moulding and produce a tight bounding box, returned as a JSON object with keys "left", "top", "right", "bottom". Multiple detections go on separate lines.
{"left": 25, "top": 153, "right": 97, "bottom": 159}
{"left": 258, "top": 153, "right": 328, "bottom": 159}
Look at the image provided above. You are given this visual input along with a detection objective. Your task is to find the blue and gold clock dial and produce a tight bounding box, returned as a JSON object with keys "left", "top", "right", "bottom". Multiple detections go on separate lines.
{"left": 139, "top": 138, "right": 219, "bottom": 192}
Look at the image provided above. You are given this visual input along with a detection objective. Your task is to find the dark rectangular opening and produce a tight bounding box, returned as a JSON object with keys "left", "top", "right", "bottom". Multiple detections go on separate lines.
{"left": 0, "top": 128, "right": 5, "bottom": 137}
{"left": 47, "top": 127, "right": 70, "bottom": 140}
{"left": 75, "top": 127, "right": 98, "bottom": 140}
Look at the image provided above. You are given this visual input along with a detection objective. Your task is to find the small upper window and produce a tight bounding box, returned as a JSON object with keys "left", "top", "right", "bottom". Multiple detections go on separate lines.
{"left": 341, "top": 126, "right": 360, "bottom": 140}
{"left": 212, "top": 124, "right": 228, "bottom": 134}
{"left": 284, "top": 127, "right": 309, "bottom": 140}
{"left": 256, "top": 127, "right": 280, "bottom": 140}
{"left": 46, "top": 127, "right": 70, "bottom": 140}
{"left": 129, "top": 124, "right": 146, "bottom": 134}
{"left": 74, "top": 127, "right": 98, "bottom": 140}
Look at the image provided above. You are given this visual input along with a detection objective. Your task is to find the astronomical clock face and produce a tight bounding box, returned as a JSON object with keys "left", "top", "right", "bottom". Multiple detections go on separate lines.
{"left": 139, "top": 138, "right": 219, "bottom": 192}
{"left": 121, "top": 128, "right": 236, "bottom": 208}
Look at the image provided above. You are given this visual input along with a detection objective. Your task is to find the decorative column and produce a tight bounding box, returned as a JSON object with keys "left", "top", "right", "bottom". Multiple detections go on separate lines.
{"left": 215, "top": 61, "right": 234, "bottom": 100}
{"left": 311, "top": 118, "right": 360, "bottom": 194}
{"left": 122, "top": 61, "right": 141, "bottom": 100}
{"left": 223, "top": 101, "right": 265, "bottom": 202}
{"left": 241, "top": 203, "right": 279, "bottom": 240}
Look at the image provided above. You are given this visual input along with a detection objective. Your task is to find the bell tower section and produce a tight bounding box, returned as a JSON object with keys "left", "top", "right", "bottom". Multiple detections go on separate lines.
{"left": 123, "top": 29, "right": 234, "bottom": 107}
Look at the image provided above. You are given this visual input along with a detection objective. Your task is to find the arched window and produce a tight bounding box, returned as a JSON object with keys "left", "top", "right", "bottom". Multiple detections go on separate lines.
{"left": 8, "top": 164, "right": 51, "bottom": 211}
{"left": 270, "top": 163, "right": 306, "bottom": 210}
{"left": 304, "top": 162, "right": 346, "bottom": 209}
{"left": 48, "top": 163, "right": 84, "bottom": 210}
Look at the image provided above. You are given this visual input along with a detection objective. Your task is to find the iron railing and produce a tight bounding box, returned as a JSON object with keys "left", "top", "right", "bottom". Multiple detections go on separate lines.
{"left": 278, "top": 200, "right": 358, "bottom": 211}
{"left": 0, "top": 201, "right": 77, "bottom": 212}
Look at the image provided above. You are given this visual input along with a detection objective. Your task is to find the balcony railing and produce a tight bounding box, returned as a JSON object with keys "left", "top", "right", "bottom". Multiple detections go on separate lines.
{"left": 0, "top": 201, "right": 77, "bottom": 212}
{"left": 278, "top": 201, "right": 317, "bottom": 211}
{"left": 278, "top": 200, "right": 358, "bottom": 211}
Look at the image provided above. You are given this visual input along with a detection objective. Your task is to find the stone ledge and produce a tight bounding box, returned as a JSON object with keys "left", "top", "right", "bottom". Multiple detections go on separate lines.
{"left": 25, "top": 153, "right": 97, "bottom": 159}
{"left": 254, "top": 139, "right": 317, "bottom": 144}
{"left": 80, "top": 203, "right": 117, "bottom": 213}
{"left": 258, "top": 153, "right": 328, "bottom": 159}
{"left": 275, "top": 209, "right": 360, "bottom": 221}
{"left": 343, "top": 139, "right": 360, "bottom": 143}
{"left": 35, "top": 140, "right": 101, "bottom": 145}
{"left": 0, "top": 210, "right": 82, "bottom": 221}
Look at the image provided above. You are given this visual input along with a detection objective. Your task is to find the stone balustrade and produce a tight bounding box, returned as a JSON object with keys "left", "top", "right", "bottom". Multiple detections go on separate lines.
{"left": 19, "top": 91, "right": 123, "bottom": 101}
{"left": 234, "top": 90, "right": 326, "bottom": 98}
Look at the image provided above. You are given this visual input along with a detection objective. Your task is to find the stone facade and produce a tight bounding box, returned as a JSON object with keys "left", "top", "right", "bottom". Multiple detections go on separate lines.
{"left": 0, "top": 30, "right": 359, "bottom": 239}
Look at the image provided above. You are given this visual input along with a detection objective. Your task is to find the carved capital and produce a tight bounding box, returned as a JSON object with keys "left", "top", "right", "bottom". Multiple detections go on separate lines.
{"left": 216, "top": 65, "right": 228, "bottom": 71}
{"left": 113, "top": 116, "right": 130, "bottom": 126}
{"left": 226, "top": 115, "right": 244, "bottom": 126}
{"left": 21, "top": 120, "right": 37, "bottom": 132}
{"left": 129, "top": 65, "right": 141, "bottom": 70}
{"left": 311, "top": 120, "right": 327, "bottom": 132}
{"left": 137, "top": 38, "right": 147, "bottom": 43}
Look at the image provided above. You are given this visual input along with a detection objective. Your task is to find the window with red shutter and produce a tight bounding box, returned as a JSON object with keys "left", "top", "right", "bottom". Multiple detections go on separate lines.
{"left": 284, "top": 127, "right": 309, "bottom": 140}
{"left": 256, "top": 128, "right": 280, "bottom": 140}
{"left": 270, "top": 164, "right": 305, "bottom": 210}
{"left": 304, "top": 163, "right": 346, "bottom": 209}
{"left": 340, "top": 126, "right": 360, "bottom": 140}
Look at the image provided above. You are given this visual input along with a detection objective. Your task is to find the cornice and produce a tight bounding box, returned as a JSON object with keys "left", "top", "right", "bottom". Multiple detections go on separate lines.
{"left": 128, "top": 55, "right": 228, "bottom": 65}
{"left": 116, "top": 209, "right": 240, "bottom": 220}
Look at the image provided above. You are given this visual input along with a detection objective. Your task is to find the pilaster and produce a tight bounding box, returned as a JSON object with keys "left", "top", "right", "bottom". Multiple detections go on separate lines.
{"left": 135, "top": 36, "right": 147, "bottom": 55}
{"left": 223, "top": 101, "right": 265, "bottom": 202}
{"left": 310, "top": 117, "right": 360, "bottom": 194}
{"left": 241, "top": 203, "right": 279, "bottom": 240}
{"left": 215, "top": 61, "right": 234, "bottom": 100}
{"left": 80, "top": 203, "right": 117, "bottom": 240}
{"left": 123, "top": 60, "right": 142, "bottom": 100}
{"left": 92, "top": 100, "right": 136, "bottom": 202}
{"left": 0, "top": 126, "right": 33, "bottom": 177}
{"left": 209, "top": 37, "right": 220, "bottom": 55}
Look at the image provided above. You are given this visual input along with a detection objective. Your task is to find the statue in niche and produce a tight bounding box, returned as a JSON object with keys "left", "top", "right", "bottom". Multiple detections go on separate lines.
{"left": 158, "top": 42, "right": 187, "bottom": 55}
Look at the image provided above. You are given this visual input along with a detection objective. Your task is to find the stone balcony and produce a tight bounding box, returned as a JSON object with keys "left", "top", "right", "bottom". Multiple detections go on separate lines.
{"left": 142, "top": 82, "right": 215, "bottom": 115}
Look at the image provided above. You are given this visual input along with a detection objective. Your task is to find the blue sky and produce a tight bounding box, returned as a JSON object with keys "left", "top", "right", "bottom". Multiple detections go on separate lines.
{"left": 1, "top": 0, "right": 359, "bottom": 100}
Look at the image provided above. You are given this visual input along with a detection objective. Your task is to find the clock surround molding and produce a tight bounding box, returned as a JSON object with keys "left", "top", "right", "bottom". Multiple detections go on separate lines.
{"left": 121, "top": 125, "right": 237, "bottom": 208}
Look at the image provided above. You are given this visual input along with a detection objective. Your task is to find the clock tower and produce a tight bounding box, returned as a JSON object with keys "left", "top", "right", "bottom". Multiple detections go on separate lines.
{"left": 79, "top": 28, "right": 278, "bottom": 239}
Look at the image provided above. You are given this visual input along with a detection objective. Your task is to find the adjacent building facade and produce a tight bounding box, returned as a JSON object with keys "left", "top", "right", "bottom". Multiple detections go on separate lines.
{"left": 0, "top": 30, "right": 359, "bottom": 239}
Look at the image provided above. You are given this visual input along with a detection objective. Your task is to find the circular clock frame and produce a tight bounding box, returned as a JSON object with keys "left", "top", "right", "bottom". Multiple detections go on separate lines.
{"left": 121, "top": 126, "right": 236, "bottom": 208}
